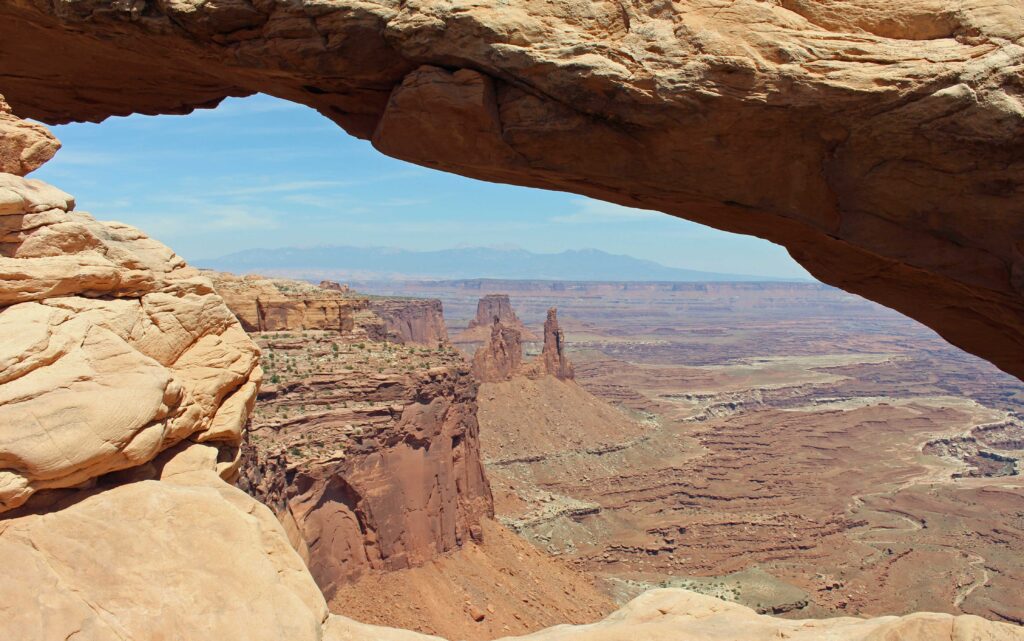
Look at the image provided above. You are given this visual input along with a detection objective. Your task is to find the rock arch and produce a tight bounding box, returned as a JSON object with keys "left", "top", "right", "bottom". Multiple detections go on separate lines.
{"left": 2, "top": 0, "right": 1023, "bottom": 377}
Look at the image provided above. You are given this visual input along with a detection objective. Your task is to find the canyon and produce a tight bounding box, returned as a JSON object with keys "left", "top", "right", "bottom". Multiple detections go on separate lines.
{"left": 3, "top": 1, "right": 1024, "bottom": 639}
{"left": 368, "top": 280, "right": 1024, "bottom": 626}
{"left": 211, "top": 272, "right": 615, "bottom": 639}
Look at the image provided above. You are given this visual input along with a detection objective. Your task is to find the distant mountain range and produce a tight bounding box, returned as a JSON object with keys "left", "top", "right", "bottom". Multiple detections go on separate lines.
{"left": 199, "top": 246, "right": 806, "bottom": 282}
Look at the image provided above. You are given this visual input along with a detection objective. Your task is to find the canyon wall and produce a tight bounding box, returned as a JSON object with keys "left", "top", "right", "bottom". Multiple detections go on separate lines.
{"left": 224, "top": 283, "right": 491, "bottom": 598}
{"left": 368, "top": 298, "right": 449, "bottom": 345}
{"left": 240, "top": 354, "right": 493, "bottom": 599}
{"left": 2, "top": 1, "right": 1024, "bottom": 378}
{"left": 211, "top": 271, "right": 448, "bottom": 345}
{"left": 211, "top": 271, "right": 369, "bottom": 333}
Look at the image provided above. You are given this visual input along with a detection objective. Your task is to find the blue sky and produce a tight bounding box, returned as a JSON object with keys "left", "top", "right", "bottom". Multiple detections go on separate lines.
{"left": 32, "top": 94, "right": 810, "bottom": 279}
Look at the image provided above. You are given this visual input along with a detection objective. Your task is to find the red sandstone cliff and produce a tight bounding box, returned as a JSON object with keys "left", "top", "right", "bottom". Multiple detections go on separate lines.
{"left": 210, "top": 272, "right": 449, "bottom": 346}
{"left": 240, "top": 355, "right": 492, "bottom": 599}
{"left": 209, "top": 272, "right": 367, "bottom": 333}
{"left": 367, "top": 298, "right": 449, "bottom": 346}
{"left": 219, "top": 279, "right": 492, "bottom": 598}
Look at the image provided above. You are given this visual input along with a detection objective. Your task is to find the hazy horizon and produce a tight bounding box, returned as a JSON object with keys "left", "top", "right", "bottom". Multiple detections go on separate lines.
{"left": 200, "top": 244, "right": 812, "bottom": 283}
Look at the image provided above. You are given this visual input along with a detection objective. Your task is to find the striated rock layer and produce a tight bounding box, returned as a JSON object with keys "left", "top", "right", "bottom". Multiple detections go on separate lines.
{"left": 210, "top": 271, "right": 448, "bottom": 345}
{"left": 209, "top": 271, "right": 372, "bottom": 334}
{"left": 2, "top": 0, "right": 1024, "bottom": 378}
{"left": 368, "top": 298, "right": 449, "bottom": 346}
{"left": 237, "top": 327, "right": 493, "bottom": 599}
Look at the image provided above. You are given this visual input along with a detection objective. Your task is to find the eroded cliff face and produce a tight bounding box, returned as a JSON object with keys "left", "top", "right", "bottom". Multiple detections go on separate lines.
{"left": 368, "top": 298, "right": 449, "bottom": 346}
{"left": 212, "top": 271, "right": 449, "bottom": 345}
{"left": 1, "top": 0, "right": 1023, "bottom": 378}
{"left": 235, "top": 318, "right": 492, "bottom": 599}
{"left": 210, "top": 271, "right": 370, "bottom": 333}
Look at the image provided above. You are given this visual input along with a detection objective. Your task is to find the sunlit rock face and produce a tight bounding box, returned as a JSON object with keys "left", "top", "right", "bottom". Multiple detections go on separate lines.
{"left": 0, "top": 155, "right": 260, "bottom": 513}
{"left": 0, "top": 93, "right": 59, "bottom": 175}
{"left": 2, "top": 0, "right": 1024, "bottom": 377}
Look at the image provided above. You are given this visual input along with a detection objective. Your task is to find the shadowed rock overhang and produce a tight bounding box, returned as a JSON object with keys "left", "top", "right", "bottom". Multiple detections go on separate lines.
{"left": 2, "top": 0, "right": 1023, "bottom": 377}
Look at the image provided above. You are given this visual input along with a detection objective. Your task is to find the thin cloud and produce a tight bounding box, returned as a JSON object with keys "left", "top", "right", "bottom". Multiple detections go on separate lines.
{"left": 218, "top": 180, "right": 355, "bottom": 197}
{"left": 550, "top": 198, "right": 664, "bottom": 223}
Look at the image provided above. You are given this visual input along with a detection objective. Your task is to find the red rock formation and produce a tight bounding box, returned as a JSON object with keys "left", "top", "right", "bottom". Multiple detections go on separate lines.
{"left": 539, "top": 308, "right": 574, "bottom": 381}
{"left": 319, "top": 280, "right": 349, "bottom": 293}
{"left": 367, "top": 298, "right": 449, "bottom": 346}
{"left": 3, "top": 2, "right": 1024, "bottom": 377}
{"left": 455, "top": 294, "right": 538, "bottom": 343}
{"left": 472, "top": 304, "right": 574, "bottom": 383}
{"left": 472, "top": 319, "right": 523, "bottom": 383}
{"left": 240, "top": 352, "right": 493, "bottom": 599}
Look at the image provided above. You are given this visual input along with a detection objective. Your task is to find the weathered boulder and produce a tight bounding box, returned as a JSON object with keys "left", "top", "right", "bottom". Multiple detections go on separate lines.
{"left": 0, "top": 463, "right": 329, "bottom": 641}
{"left": 0, "top": 93, "right": 59, "bottom": 176}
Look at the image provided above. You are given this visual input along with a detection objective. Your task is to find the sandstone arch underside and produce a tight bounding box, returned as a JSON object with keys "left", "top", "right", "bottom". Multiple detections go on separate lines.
{"left": 2, "top": 0, "right": 1023, "bottom": 377}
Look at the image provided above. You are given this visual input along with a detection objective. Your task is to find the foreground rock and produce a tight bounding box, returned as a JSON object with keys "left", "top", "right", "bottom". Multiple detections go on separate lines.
{"left": 0, "top": 94, "right": 59, "bottom": 176}
{"left": 0, "top": 175, "right": 260, "bottom": 512}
